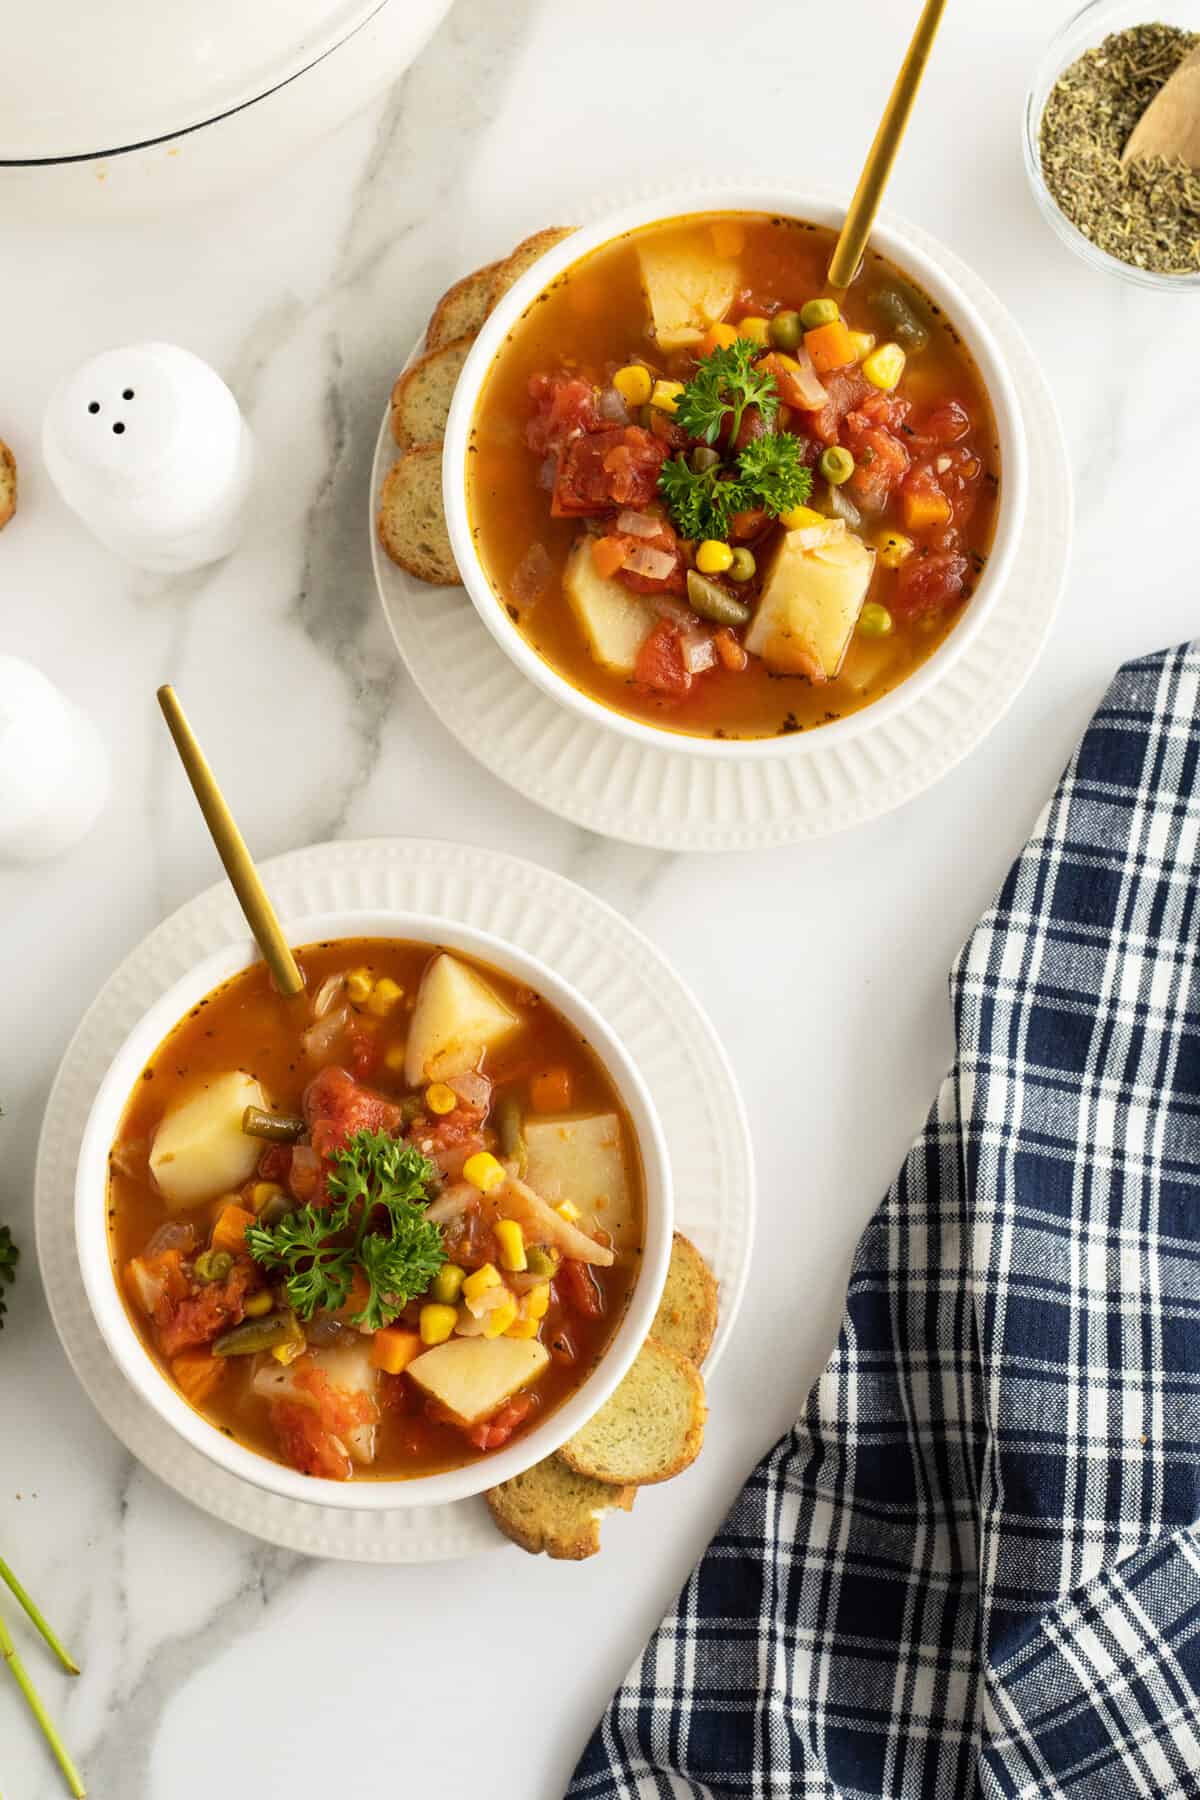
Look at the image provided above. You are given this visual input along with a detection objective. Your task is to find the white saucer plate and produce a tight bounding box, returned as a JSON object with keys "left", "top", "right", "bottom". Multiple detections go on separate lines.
{"left": 35, "top": 838, "right": 754, "bottom": 1563}
{"left": 371, "top": 205, "right": 1071, "bottom": 851}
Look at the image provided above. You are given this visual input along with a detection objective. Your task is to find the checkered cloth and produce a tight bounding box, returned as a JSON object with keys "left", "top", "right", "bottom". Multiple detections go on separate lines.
{"left": 568, "top": 644, "right": 1200, "bottom": 1800}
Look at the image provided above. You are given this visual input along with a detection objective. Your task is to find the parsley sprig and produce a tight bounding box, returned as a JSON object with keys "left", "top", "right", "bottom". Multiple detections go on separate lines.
{"left": 246, "top": 1131, "right": 444, "bottom": 1331}
{"left": 673, "top": 339, "right": 779, "bottom": 446}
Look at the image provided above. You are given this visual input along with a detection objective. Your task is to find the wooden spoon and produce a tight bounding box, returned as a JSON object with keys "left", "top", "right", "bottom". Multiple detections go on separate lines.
{"left": 828, "top": 0, "right": 950, "bottom": 289}
{"left": 1122, "top": 44, "right": 1200, "bottom": 170}
{"left": 157, "top": 685, "right": 304, "bottom": 996}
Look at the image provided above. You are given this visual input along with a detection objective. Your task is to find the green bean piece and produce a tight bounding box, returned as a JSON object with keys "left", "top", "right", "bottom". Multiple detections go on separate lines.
{"left": 495, "top": 1095, "right": 527, "bottom": 1177}
{"left": 819, "top": 446, "right": 855, "bottom": 487}
{"left": 242, "top": 1106, "right": 306, "bottom": 1143}
{"left": 213, "top": 1311, "right": 304, "bottom": 1357}
{"left": 728, "top": 547, "right": 757, "bottom": 583}
{"left": 686, "top": 569, "right": 752, "bottom": 628}
{"left": 869, "top": 285, "right": 930, "bottom": 352}
{"left": 193, "top": 1250, "right": 234, "bottom": 1285}
{"left": 398, "top": 1093, "right": 425, "bottom": 1127}
{"left": 768, "top": 309, "right": 803, "bottom": 351}
{"left": 690, "top": 444, "right": 721, "bottom": 474}
{"left": 257, "top": 1192, "right": 292, "bottom": 1229}
{"left": 800, "top": 298, "right": 840, "bottom": 330}
{"left": 526, "top": 1246, "right": 560, "bottom": 1278}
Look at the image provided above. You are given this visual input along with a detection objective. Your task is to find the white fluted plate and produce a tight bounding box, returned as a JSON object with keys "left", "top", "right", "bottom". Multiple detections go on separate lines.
{"left": 371, "top": 208, "right": 1070, "bottom": 851}
{"left": 35, "top": 838, "right": 754, "bottom": 1562}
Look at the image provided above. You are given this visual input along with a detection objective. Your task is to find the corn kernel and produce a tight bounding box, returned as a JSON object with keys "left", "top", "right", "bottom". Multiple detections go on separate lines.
{"left": 556, "top": 1199, "right": 582, "bottom": 1224}
{"left": 345, "top": 968, "right": 374, "bottom": 1005}
{"left": 505, "top": 1316, "right": 540, "bottom": 1339}
{"left": 462, "top": 1263, "right": 501, "bottom": 1304}
{"left": 384, "top": 1043, "right": 407, "bottom": 1072}
{"left": 650, "top": 379, "right": 685, "bottom": 414}
{"left": 862, "top": 342, "right": 907, "bottom": 392}
{"left": 482, "top": 1295, "right": 519, "bottom": 1339}
{"left": 736, "top": 315, "right": 770, "bottom": 346}
{"left": 696, "top": 539, "right": 734, "bottom": 575}
{"left": 847, "top": 329, "right": 876, "bottom": 362}
{"left": 366, "top": 977, "right": 404, "bottom": 1017}
{"left": 875, "top": 530, "right": 915, "bottom": 569}
{"left": 419, "top": 1303, "right": 458, "bottom": 1345}
{"left": 243, "top": 1290, "right": 275, "bottom": 1317}
{"left": 431, "top": 1262, "right": 465, "bottom": 1304}
{"left": 613, "top": 364, "right": 652, "bottom": 407}
{"left": 463, "top": 1151, "right": 506, "bottom": 1195}
{"left": 272, "top": 1338, "right": 305, "bottom": 1365}
{"left": 495, "top": 1218, "right": 527, "bottom": 1272}
{"left": 425, "top": 1082, "right": 457, "bottom": 1115}
{"left": 525, "top": 1281, "right": 551, "bottom": 1321}
{"left": 780, "top": 504, "right": 827, "bottom": 532}
{"left": 251, "top": 1182, "right": 284, "bottom": 1214}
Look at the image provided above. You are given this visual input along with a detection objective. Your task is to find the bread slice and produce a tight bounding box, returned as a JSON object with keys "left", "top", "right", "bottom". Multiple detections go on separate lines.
{"left": 488, "top": 226, "right": 576, "bottom": 308}
{"left": 0, "top": 440, "right": 16, "bottom": 530}
{"left": 426, "top": 262, "right": 500, "bottom": 353}
{"left": 377, "top": 445, "right": 460, "bottom": 585}
{"left": 487, "top": 1454, "right": 635, "bottom": 1560}
{"left": 389, "top": 335, "right": 473, "bottom": 449}
{"left": 560, "top": 1336, "right": 706, "bottom": 1487}
{"left": 652, "top": 1233, "right": 719, "bottom": 1367}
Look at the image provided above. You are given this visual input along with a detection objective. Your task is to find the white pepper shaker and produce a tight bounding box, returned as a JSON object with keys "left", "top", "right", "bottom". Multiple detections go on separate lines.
{"left": 42, "top": 342, "right": 255, "bottom": 574}
{"left": 0, "top": 657, "right": 109, "bottom": 863}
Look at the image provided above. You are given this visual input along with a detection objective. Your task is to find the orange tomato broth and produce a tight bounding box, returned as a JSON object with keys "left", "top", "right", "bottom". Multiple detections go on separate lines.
{"left": 107, "top": 939, "right": 644, "bottom": 1480}
{"left": 466, "top": 212, "right": 1001, "bottom": 740}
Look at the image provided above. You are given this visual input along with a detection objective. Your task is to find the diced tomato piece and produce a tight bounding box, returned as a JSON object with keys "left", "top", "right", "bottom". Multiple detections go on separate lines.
{"left": 257, "top": 1144, "right": 291, "bottom": 1183}
{"left": 526, "top": 374, "right": 599, "bottom": 456}
{"left": 345, "top": 1026, "right": 381, "bottom": 1080}
{"left": 894, "top": 550, "right": 970, "bottom": 617}
{"left": 155, "top": 1261, "right": 255, "bottom": 1358}
{"left": 758, "top": 353, "right": 814, "bottom": 412}
{"left": 634, "top": 621, "right": 692, "bottom": 698}
{"left": 552, "top": 426, "right": 665, "bottom": 517}
{"left": 558, "top": 1258, "right": 604, "bottom": 1319}
{"left": 844, "top": 423, "right": 911, "bottom": 511}
{"left": 303, "top": 1066, "right": 402, "bottom": 1149}
{"left": 913, "top": 399, "right": 971, "bottom": 445}
{"left": 648, "top": 408, "right": 689, "bottom": 451}
{"left": 800, "top": 367, "right": 870, "bottom": 444}
{"left": 849, "top": 389, "right": 911, "bottom": 434}
{"left": 730, "top": 506, "right": 769, "bottom": 541}
{"left": 900, "top": 465, "right": 953, "bottom": 533}
{"left": 616, "top": 520, "right": 685, "bottom": 596}
{"left": 270, "top": 1400, "right": 353, "bottom": 1481}
{"left": 466, "top": 1392, "right": 535, "bottom": 1452}
{"left": 293, "top": 1363, "right": 379, "bottom": 1437}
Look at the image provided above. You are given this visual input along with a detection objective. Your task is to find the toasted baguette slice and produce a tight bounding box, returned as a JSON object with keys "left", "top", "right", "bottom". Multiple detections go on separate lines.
{"left": 0, "top": 440, "right": 16, "bottom": 530}
{"left": 488, "top": 226, "right": 575, "bottom": 308}
{"left": 389, "top": 335, "right": 473, "bottom": 449}
{"left": 377, "top": 446, "right": 460, "bottom": 586}
{"left": 560, "top": 1336, "right": 706, "bottom": 1487}
{"left": 487, "top": 1454, "right": 635, "bottom": 1560}
{"left": 426, "top": 261, "right": 500, "bottom": 352}
{"left": 652, "top": 1233, "right": 719, "bottom": 1367}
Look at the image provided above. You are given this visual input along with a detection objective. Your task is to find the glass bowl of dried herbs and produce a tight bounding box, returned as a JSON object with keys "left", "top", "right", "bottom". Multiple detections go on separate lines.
{"left": 1025, "top": 0, "right": 1200, "bottom": 288}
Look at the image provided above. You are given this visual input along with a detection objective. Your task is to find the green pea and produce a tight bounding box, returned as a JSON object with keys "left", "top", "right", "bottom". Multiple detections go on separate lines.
{"left": 194, "top": 1250, "right": 234, "bottom": 1285}
{"left": 819, "top": 446, "right": 855, "bottom": 487}
{"left": 768, "top": 310, "right": 802, "bottom": 351}
{"left": 690, "top": 445, "right": 721, "bottom": 474}
{"left": 728, "top": 547, "right": 757, "bottom": 583}
{"left": 526, "top": 1246, "right": 559, "bottom": 1278}
{"left": 800, "top": 298, "right": 840, "bottom": 330}
{"left": 858, "top": 602, "right": 894, "bottom": 638}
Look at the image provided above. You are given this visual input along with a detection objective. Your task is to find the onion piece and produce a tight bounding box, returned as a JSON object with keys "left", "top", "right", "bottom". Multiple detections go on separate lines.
{"left": 448, "top": 1070, "right": 491, "bottom": 1111}
{"left": 616, "top": 509, "right": 662, "bottom": 539}
{"left": 465, "top": 1282, "right": 514, "bottom": 1322}
{"left": 682, "top": 634, "right": 717, "bottom": 675}
{"left": 785, "top": 348, "right": 829, "bottom": 409}
{"left": 537, "top": 455, "right": 557, "bottom": 491}
{"left": 622, "top": 544, "right": 676, "bottom": 581}
{"left": 598, "top": 386, "right": 630, "bottom": 424}
{"left": 145, "top": 1220, "right": 196, "bottom": 1257}
{"left": 311, "top": 973, "right": 345, "bottom": 1020}
{"left": 301, "top": 1003, "right": 350, "bottom": 1062}
{"left": 425, "top": 1183, "right": 479, "bottom": 1227}
{"left": 512, "top": 542, "right": 551, "bottom": 604}
{"left": 288, "top": 1144, "right": 323, "bottom": 1201}
{"left": 653, "top": 596, "right": 695, "bottom": 629}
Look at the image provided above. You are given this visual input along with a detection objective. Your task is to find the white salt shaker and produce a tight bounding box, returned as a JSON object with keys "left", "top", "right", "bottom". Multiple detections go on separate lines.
{"left": 0, "top": 657, "right": 109, "bottom": 863}
{"left": 42, "top": 342, "right": 255, "bottom": 574}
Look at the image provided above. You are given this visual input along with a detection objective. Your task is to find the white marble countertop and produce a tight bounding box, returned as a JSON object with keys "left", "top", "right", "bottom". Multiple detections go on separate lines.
{"left": 1, "top": 1, "right": 1196, "bottom": 1793}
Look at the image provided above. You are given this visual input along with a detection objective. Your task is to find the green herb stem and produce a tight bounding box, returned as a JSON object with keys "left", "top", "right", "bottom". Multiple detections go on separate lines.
{"left": 0, "top": 1561, "right": 79, "bottom": 1675}
{"left": 0, "top": 1606, "right": 85, "bottom": 1798}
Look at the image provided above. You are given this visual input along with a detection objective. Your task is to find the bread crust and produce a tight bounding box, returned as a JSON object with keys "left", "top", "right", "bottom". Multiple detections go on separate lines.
{"left": 377, "top": 444, "right": 460, "bottom": 586}
{"left": 652, "top": 1232, "right": 719, "bottom": 1367}
{"left": 0, "top": 440, "right": 17, "bottom": 531}
{"left": 389, "top": 334, "right": 474, "bottom": 449}
{"left": 487, "top": 1455, "right": 635, "bottom": 1559}
{"left": 425, "top": 261, "right": 501, "bottom": 353}
{"left": 488, "top": 227, "right": 576, "bottom": 308}
{"left": 560, "top": 1336, "right": 707, "bottom": 1487}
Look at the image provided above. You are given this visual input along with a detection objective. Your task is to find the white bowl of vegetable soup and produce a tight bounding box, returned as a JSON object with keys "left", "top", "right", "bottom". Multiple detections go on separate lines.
{"left": 76, "top": 912, "right": 672, "bottom": 1510}
{"left": 443, "top": 185, "right": 1028, "bottom": 756}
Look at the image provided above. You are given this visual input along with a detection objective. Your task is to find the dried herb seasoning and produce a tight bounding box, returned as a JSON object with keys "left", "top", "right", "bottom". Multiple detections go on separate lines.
{"left": 1039, "top": 22, "right": 1200, "bottom": 274}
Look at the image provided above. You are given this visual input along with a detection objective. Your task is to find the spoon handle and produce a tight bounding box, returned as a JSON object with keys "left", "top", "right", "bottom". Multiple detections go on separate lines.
{"left": 157, "top": 685, "right": 304, "bottom": 997}
{"left": 828, "top": 0, "right": 950, "bottom": 290}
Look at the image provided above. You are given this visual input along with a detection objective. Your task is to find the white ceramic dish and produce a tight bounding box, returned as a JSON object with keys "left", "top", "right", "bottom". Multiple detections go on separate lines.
{"left": 442, "top": 184, "right": 1030, "bottom": 761}
{"left": 74, "top": 905, "right": 673, "bottom": 1512}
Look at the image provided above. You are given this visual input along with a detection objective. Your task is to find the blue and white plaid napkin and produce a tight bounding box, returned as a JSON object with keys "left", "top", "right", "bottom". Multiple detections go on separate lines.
{"left": 569, "top": 644, "right": 1200, "bottom": 1800}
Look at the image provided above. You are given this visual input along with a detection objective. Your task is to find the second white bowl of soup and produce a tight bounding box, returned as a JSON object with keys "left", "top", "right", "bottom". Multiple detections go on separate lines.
{"left": 77, "top": 912, "right": 672, "bottom": 1510}
{"left": 443, "top": 187, "right": 1027, "bottom": 756}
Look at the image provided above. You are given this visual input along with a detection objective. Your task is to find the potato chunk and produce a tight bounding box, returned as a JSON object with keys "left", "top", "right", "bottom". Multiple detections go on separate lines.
{"left": 149, "top": 1071, "right": 266, "bottom": 1211}
{"left": 407, "top": 1336, "right": 549, "bottom": 1427}
{"left": 523, "top": 1114, "right": 637, "bottom": 1252}
{"left": 404, "top": 953, "right": 520, "bottom": 1087}
{"left": 638, "top": 237, "right": 737, "bottom": 350}
{"left": 744, "top": 529, "right": 876, "bottom": 680}
{"left": 563, "top": 540, "right": 657, "bottom": 675}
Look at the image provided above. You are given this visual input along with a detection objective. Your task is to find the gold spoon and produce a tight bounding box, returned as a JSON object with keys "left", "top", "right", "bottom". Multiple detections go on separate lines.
{"left": 157, "top": 685, "right": 305, "bottom": 997}
{"left": 828, "top": 0, "right": 950, "bottom": 291}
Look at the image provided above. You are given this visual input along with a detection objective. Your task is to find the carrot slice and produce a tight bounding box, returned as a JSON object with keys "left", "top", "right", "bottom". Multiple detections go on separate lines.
{"left": 530, "top": 1066, "right": 573, "bottom": 1113}
{"left": 210, "top": 1204, "right": 256, "bottom": 1257}
{"left": 804, "top": 319, "right": 856, "bottom": 374}
{"left": 369, "top": 1327, "right": 423, "bottom": 1376}
{"left": 591, "top": 535, "right": 627, "bottom": 580}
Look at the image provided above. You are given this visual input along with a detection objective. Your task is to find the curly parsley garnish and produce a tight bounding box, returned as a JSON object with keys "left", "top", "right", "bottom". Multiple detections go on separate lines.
{"left": 735, "top": 432, "right": 814, "bottom": 518}
{"left": 658, "top": 456, "right": 745, "bottom": 542}
{"left": 246, "top": 1131, "right": 444, "bottom": 1331}
{"left": 0, "top": 1225, "right": 16, "bottom": 1330}
{"left": 673, "top": 339, "right": 779, "bottom": 446}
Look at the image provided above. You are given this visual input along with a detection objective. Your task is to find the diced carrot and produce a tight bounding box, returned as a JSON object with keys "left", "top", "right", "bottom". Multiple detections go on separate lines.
{"left": 591, "top": 535, "right": 627, "bottom": 580}
{"left": 171, "top": 1351, "right": 225, "bottom": 1409}
{"left": 369, "top": 1327, "right": 423, "bottom": 1376}
{"left": 902, "top": 485, "right": 953, "bottom": 532}
{"left": 699, "top": 321, "right": 740, "bottom": 357}
{"left": 714, "top": 628, "right": 749, "bottom": 673}
{"left": 210, "top": 1204, "right": 256, "bottom": 1258}
{"left": 730, "top": 507, "right": 767, "bottom": 541}
{"left": 530, "top": 1066, "right": 573, "bottom": 1113}
{"left": 804, "top": 319, "right": 856, "bottom": 374}
{"left": 332, "top": 1266, "right": 372, "bottom": 1322}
